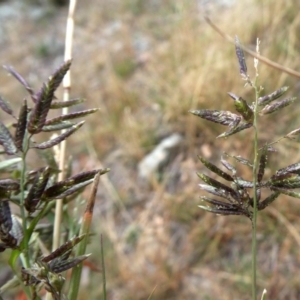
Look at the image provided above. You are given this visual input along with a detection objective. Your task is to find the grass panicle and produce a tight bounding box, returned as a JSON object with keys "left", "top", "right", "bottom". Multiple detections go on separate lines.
{"left": 190, "top": 36, "right": 299, "bottom": 299}
{"left": 0, "top": 61, "right": 108, "bottom": 299}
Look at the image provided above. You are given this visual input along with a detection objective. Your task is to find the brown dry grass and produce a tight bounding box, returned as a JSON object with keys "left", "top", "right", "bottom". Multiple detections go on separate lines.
{"left": 1, "top": 0, "right": 300, "bottom": 299}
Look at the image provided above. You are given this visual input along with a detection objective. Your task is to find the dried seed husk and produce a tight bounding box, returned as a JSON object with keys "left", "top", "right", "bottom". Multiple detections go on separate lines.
{"left": 228, "top": 92, "right": 253, "bottom": 122}
{"left": 285, "top": 128, "right": 300, "bottom": 141}
{"left": 260, "top": 97, "right": 296, "bottom": 115}
{"left": 198, "top": 155, "right": 234, "bottom": 181}
{"left": 0, "top": 95, "right": 13, "bottom": 116}
{"left": 45, "top": 109, "right": 99, "bottom": 125}
{"left": 258, "top": 191, "right": 280, "bottom": 210}
{"left": 14, "top": 99, "right": 28, "bottom": 151}
{"left": 189, "top": 109, "right": 241, "bottom": 127}
{"left": 34, "top": 121, "right": 84, "bottom": 149}
{"left": 42, "top": 234, "right": 86, "bottom": 263}
{"left": 258, "top": 86, "right": 289, "bottom": 106}
{"left": 0, "top": 122, "right": 17, "bottom": 155}
{"left": 217, "top": 122, "right": 252, "bottom": 139}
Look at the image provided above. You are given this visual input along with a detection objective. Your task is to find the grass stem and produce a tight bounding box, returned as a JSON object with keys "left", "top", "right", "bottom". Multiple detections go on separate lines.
{"left": 251, "top": 81, "right": 260, "bottom": 300}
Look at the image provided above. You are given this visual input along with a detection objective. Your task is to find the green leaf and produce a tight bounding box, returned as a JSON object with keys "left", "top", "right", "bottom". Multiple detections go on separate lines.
{"left": 9, "top": 248, "right": 21, "bottom": 269}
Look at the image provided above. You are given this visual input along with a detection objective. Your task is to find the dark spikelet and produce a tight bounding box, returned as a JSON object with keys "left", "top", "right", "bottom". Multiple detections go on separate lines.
{"left": 0, "top": 200, "right": 12, "bottom": 234}
{"left": 14, "top": 99, "right": 28, "bottom": 151}
{"left": 0, "top": 232, "right": 18, "bottom": 248}
{"left": 199, "top": 185, "right": 232, "bottom": 201}
{"left": 34, "top": 121, "right": 84, "bottom": 149}
{"left": 42, "top": 235, "right": 86, "bottom": 263}
{"left": 224, "top": 153, "right": 253, "bottom": 167}
{"left": 200, "top": 196, "right": 234, "bottom": 207}
{"left": 42, "top": 121, "right": 76, "bottom": 132}
{"left": 0, "top": 96, "right": 13, "bottom": 116}
{"left": 258, "top": 86, "right": 289, "bottom": 106}
{"left": 27, "top": 61, "right": 72, "bottom": 134}
{"left": 197, "top": 173, "right": 239, "bottom": 201}
{"left": 49, "top": 254, "right": 89, "bottom": 274}
{"left": 45, "top": 109, "right": 99, "bottom": 125}
{"left": 227, "top": 92, "right": 253, "bottom": 122}
{"left": 3, "top": 65, "right": 34, "bottom": 98}
{"left": 235, "top": 36, "right": 248, "bottom": 77}
{"left": 234, "top": 177, "right": 254, "bottom": 188}
{"left": 258, "top": 191, "right": 280, "bottom": 210}
{"left": 260, "top": 97, "right": 296, "bottom": 115}
{"left": 189, "top": 109, "right": 241, "bottom": 127}
{"left": 27, "top": 83, "right": 53, "bottom": 134}
{"left": 217, "top": 122, "right": 252, "bottom": 138}
{"left": 199, "top": 203, "right": 251, "bottom": 218}
{"left": 9, "top": 215, "right": 23, "bottom": 246}
{"left": 67, "top": 169, "right": 108, "bottom": 185}
{"left": 270, "top": 174, "right": 300, "bottom": 189}
{"left": 0, "top": 179, "right": 20, "bottom": 190}
{"left": 50, "top": 98, "right": 85, "bottom": 109}
{"left": 270, "top": 187, "right": 300, "bottom": 199}
{"left": 276, "top": 162, "right": 300, "bottom": 176}
{"left": 0, "top": 122, "right": 17, "bottom": 155}
{"left": 198, "top": 155, "right": 234, "bottom": 181}
{"left": 44, "top": 180, "right": 93, "bottom": 200}
{"left": 257, "top": 149, "right": 267, "bottom": 182}
{"left": 48, "top": 250, "right": 72, "bottom": 271}
{"left": 48, "top": 60, "right": 72, "bottom": 92}
{"left": 220, "top": 156, "right": 237, "bottom": 175}
{"left": 43, "top": 168, "right": 109, "bottom": 198}
{"left": 25, "top": 167, "right": 50, "bottom": 213}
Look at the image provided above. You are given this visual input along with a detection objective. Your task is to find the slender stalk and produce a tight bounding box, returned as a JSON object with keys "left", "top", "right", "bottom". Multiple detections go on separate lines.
{"left": 251, "top": 81, "right": 260, "bottom": 300}
{"left": 68, "top": 172, "right": 100, "bottom": 300}
{"left": 19, "top": 133, "right": 31, "bottom": 268}
{"left": 47, "top": 2, "right": 77, "bottom": 300}
{"left": 100, "top": 234, "right": 107, "bottom": 300}
{"left": 52, "top": 0, "right": 77, "bottom": 251}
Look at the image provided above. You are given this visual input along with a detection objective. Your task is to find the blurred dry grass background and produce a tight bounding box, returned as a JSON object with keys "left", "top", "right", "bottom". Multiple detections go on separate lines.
{"left": 1, "top": 0, "right": 300, "bottom": 299}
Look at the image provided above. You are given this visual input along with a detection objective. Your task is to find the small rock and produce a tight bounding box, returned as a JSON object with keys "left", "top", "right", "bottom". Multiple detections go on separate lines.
{"left": 138, "top": 133, "right": 182, "bottom": 179}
